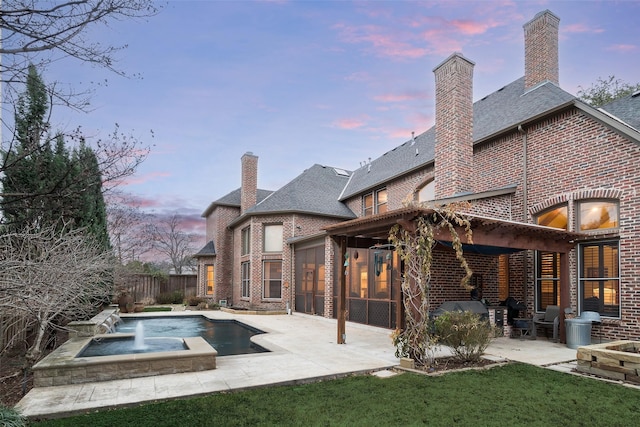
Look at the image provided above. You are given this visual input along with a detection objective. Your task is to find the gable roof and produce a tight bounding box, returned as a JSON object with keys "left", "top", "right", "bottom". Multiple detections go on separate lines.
{"left": 600, "top": 90, "right": 640, "bottom": 131}
{"left": 236, "top": 164, "right": 356, "bottom": 221}
{"left": 340, "top": 78, "right": 577, "bottom": 200}
{"left": 201, "top": 188, "right": 273, "bottom": 217}
{"left": 194, "top": 240, "right": 216, "bottom": 257}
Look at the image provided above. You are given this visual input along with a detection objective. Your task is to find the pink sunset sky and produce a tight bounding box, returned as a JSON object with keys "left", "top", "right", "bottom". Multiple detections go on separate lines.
{"left": 19, "top": 0, "right": 640, "bottom": 254}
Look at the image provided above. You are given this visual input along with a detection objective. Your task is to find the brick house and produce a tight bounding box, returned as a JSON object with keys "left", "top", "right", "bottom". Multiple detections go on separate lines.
{"left": 196, "top": 10, "right": 640, "bottom": 342}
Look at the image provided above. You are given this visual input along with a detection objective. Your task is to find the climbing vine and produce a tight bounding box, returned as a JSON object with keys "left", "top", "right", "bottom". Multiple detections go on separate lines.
{"left": 388, "top": 203, "right": 473, "bottom": 366}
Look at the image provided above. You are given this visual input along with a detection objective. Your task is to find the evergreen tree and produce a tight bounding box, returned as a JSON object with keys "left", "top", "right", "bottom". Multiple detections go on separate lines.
{"left": 1, "top": 65, "right": 110, "bottom": 250}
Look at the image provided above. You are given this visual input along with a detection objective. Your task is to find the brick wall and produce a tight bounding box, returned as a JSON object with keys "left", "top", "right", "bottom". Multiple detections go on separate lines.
{"left": 230, "top": 213, "right": 344, "bottom": 311}
{"left": 240, "top": 152, "right": 258, "bottom": 214}
{"left": 434, "top": 53, "right": 474, "bottom": 198}
{"left": 524, "top": 10, "right": 560, "bottom": 90}
{"left": 471, "top": 106, "right": 640, "bottom": 340}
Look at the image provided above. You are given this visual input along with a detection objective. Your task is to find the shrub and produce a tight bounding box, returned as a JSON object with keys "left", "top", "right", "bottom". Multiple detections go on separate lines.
{"left": 0, "top": 404, "right": 26, "bottom": 427}
{"left": 156, "top": 291, "right": 184, "bottom": 305}
{"left": 434, "top": 311, "right": 494, "bottom": 362}
{"left": 187, "top": 296, "right": 205, "bottom": 306}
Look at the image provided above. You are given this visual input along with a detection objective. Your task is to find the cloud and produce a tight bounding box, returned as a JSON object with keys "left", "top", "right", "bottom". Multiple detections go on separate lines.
{"left": 333, "top": 23, "right": 427, "bottom": 59}
{"left": 344, "top": 71, "right": 371, "bottom": 82}
{"left": 450, "top": 19, "right": 498, "bottom": 35}
{"left": 373, "top": 90, "right": 429, "bottom": 103}
{"left": 122, "top": 171, "right": 171, "bottom": 186}
{"left": 606, "top": 44, "right": 637, "bottom": 53}
{"left": 563, "top": 23, "right": 605, "bottom": 34}
{"left": 332, "top": 115, "right": 370, "bottom": 129}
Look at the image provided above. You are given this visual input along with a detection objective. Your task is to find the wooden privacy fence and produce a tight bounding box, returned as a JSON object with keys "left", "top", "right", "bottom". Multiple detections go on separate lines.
{"left": 1, "top": 312, "right": 28, "bottom": 353}
{"left": 124, "top": 274, "right": 197, "bottom": 303}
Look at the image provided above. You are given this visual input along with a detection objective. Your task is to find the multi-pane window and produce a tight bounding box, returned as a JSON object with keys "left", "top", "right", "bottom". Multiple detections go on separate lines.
{"left": 534, "top": 205, "right": 567, "bottom": 311}
{"left": 263, "top": 224, "right": 283, "bottom": 252}
{"left": 536, "top": 252, "right": 560, "bottom": 311}
{"left": 263, "top": 260, "right": 282, "bottom": 299}
{"left": 241, "top": 261, "right": 250, "bottom": 298}
{"left": 206, "top": 265, "right": 215, "bottom": 295}
{"left": 241, "top": 227, "right": 250, "bottom": 255}
{"left": 363, "top": 188, "right": 387, "bottom": 216}
{"left": 580, "top": 241, "right": 619, "bottom": 317}
{"left": 578, "top": 200, "right": 619, "bottom": 231}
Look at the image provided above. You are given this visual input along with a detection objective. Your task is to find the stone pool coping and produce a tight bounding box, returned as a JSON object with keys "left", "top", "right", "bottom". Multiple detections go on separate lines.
{"left": 32, "top": 334, "right": 217, "bottom": 387}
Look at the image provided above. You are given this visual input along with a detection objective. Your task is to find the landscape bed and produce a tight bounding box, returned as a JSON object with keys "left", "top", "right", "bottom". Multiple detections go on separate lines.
{"left": 576, "top": 340, "right": 640, "bottom": 383}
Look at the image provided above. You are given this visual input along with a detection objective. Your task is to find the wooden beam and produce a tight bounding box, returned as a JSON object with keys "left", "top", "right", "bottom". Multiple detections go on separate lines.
{"left": 337, "top": 237, "right": 347, "bottom": 344}
{"left": 559, "top": 251, "right": 569, "bottom": 343}
{"left": 432, "top": 225, "right": 574, "bottom": 253}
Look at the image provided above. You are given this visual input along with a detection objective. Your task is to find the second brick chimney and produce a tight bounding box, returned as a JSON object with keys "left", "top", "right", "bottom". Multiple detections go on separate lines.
{"left": 433, "top": 52, "right": 475, "bottom": 199}
{"left": 524, "top": 10, "right": 560, "bottom": 91}
{"left": 240, "top": 152, "right": 258, "bottom": 214}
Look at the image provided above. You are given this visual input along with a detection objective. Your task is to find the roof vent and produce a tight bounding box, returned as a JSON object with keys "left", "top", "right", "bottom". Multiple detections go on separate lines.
{"left": 410, "top": 131, "right": 416, "bottom": 146}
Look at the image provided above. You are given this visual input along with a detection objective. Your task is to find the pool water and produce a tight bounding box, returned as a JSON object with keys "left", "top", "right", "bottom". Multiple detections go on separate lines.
{"left": 113, "top": 316, "right": 268, "bottom": 356}
{"left": 79, "top": 337, "right": 187, "bottom": 357}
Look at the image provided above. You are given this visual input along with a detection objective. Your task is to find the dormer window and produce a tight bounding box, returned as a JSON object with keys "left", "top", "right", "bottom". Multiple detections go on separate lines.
{"left": 363, "top": 188, "right": 387, "bottom": 216}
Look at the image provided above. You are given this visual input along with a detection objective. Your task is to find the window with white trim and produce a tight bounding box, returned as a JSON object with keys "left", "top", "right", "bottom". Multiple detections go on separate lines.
{"left": 263, "top": 260, "right": 282, "bottom": 299}
{"left": 241, "top": 227, "right": 250, "bottom": 255}
{"left": 241, "top": 261, "right": 250, "bottom": 298}
{"left": 206, "top": 265, "right": 215, "bottom": 295}
{"left": 263, "top": 224, "right": 283, "bottom": 252}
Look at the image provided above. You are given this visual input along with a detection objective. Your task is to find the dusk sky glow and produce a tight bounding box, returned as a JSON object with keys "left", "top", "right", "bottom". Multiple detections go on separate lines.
{"left": 25, "top": 0, "right": 640, "bottom": 246}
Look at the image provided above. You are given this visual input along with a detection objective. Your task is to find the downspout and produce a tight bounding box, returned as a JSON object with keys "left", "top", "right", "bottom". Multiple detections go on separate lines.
{"left": 518, "top": 125, "right": 529, "bottom": 311}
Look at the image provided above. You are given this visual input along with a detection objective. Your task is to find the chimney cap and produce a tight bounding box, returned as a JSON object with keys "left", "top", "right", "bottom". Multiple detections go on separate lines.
{"left": 432, "top": 52, "right": 475, "bottom": 73}
{"left": 523, "top": 9, "right": 560, "bottom": 28}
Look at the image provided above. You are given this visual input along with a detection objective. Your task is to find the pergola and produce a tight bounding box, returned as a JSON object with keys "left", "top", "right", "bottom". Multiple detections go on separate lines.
{"left": 324, "top": 206, "right": 583, "bottom": 344}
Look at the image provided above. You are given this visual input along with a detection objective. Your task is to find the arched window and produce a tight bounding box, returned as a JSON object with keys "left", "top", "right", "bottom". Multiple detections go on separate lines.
{"left": 536, "top": 205, "right": 568, "bottom": 230}
{"left": 416, "top": 180, "right": 435, "bottom": 202}
{"left": 534, "top": 204, "right": 567, "bottom": 311}
{"left": 578, "top": 200, "right": 619, "bottom": 231}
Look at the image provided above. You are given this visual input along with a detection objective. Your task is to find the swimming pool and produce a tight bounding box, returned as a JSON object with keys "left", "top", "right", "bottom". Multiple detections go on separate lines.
{"left": 113, "top": 316, "right": 268, "bottom": 356}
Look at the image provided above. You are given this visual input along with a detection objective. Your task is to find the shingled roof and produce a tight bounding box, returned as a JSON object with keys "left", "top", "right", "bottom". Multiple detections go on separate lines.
{"left": 194, "top": 240, "right": 216, "bottom": 257}
{"left": 238, "top": 164, "right": 356, "bottom": 220}
{"left": 201, "top": 188, "right": 273, "bottom": 217}
{"left": 340, "top": 78, "right": 577, "bottom": 200}
{"left": 601, "top": 90, "right": 640, "bottom": 131}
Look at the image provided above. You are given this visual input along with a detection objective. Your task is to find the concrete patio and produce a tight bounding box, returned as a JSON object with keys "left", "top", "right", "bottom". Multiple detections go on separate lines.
{"left": 17, "top": 310, "right": 580, "bottom": 419}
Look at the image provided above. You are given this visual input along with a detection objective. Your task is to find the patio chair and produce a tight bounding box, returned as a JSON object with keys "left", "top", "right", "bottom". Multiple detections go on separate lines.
{"left": 533, "top": 305, "right": 560, "bottom": 341}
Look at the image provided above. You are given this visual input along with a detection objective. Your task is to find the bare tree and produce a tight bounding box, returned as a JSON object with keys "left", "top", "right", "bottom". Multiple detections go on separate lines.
{"left": 106, "top": 190, "right": 152, "bottom": 264}
{"left": 1, "top": 0, "right": 160, "bottom": 111}
{"left": 0, "top": 223, "right": 115, "bottom": 365}
{"left": 146, "top": 214, "right": 197, "bottom": 274}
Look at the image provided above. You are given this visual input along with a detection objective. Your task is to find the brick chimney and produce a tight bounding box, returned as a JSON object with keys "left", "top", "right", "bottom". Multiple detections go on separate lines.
{"left": 433, "top": 52, "right": 475, "bottom": 199}
{"left": 524, "top": 10, "right": 560, "bottom": 91}
{"left": 240, "top": 152, "right": 258, "bottom": 214}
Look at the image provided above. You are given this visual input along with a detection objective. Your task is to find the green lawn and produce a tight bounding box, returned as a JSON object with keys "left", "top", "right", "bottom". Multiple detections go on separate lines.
{"left": 31, "top": 363, "right": 640, "bottom": 426}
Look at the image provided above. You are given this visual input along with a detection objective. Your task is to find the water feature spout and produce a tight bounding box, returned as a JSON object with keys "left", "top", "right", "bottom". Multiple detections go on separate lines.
{"left": 133, "top": 321, "right": 147, "bottom": 351}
